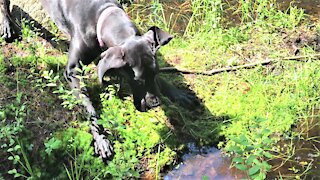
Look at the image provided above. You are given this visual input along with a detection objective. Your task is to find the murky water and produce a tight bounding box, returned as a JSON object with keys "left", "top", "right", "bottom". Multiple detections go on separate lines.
{"left": 267, "top": 111, "right": 320, "bottom": 179}
{"left": 277, "top": 0, "right": 320, "bottom": 18}
{"left": 164, "top": 144, "right": 247, "bottom": 180}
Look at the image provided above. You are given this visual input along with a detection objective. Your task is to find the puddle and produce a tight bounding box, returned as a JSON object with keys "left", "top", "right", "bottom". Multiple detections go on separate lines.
{"left": 267, "top": 110, "right": 320, "bottom": 179}
{"left": 277, "top": 0, "right": 320, "bottom": 19}
{"left": 164, "top": 117, "right": 320, "bottom": 180}
{"left": 164, "top": 143, "right": 247, "bottom": 180}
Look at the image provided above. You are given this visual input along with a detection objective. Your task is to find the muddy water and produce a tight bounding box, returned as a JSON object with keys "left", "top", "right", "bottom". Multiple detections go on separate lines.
{"left": 164, "top": 144, "right": 247, "bottom": 180}
{"left": 267, "top": 112, "right": 320, "bottom": 179}
{"left": 277, "top": 0, "right": 320, "bottom": 18}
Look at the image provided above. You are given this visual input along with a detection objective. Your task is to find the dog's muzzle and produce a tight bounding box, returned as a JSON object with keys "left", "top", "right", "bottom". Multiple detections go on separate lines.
{"left": 138, "top": 93, "right": 161, "bottom": 112}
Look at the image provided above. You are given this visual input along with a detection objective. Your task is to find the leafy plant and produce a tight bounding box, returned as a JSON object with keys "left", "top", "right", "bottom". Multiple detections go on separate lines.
{"left": 0, "top": 93, "right": 39, "bottom": 178}
{"left": 41, "top": 70, "right": 81, "bottom": 110}
{"left": 226, "top": 118, "right": 273, "bottom": 179}
{"left": 185, "top": 0, "right": 223, "bottom": 35}
{"left": 45, "top": 137, "right": 62, "bottom": 156}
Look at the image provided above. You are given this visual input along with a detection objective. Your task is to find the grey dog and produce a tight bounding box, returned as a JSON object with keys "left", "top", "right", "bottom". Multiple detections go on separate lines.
{"left": 1, "top": 0, "right": 196, "bottom": 160}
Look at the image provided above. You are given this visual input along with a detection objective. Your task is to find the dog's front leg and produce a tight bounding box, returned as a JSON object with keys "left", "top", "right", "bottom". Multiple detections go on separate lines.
{"left": 65, "top": 38, "right": 113, "bottom": 160}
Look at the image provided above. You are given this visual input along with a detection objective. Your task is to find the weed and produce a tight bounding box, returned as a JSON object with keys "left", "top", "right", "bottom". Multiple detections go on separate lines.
{"left": 44, "top": 137, "right": 62, "bottom": 156}
{"left": 41, "top": 69, "right": 81, "bottom": 110}
{"left": 64, "top": 149, "right": 86, "bottom": 180}
{"left": 0, "top": 93, "right": 39, "bottom": 178}
{"left": 226, "top": 118, "right": 273, "bottom": 179}
{"left": 184, "top": 0, "right": 223, "bottom": 35}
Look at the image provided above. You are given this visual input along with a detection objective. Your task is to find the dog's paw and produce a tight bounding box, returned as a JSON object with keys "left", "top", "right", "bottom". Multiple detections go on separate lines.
{"left": 93, "top": 132, "right": 114, "bottom": 160}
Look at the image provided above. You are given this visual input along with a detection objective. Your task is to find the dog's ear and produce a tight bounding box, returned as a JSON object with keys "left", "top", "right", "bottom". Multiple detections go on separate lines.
{"left": 145, "top": 26, "right": 173, "bottom": 50}
{"left": 98, "top": 46, "right": 126, "bottom": 83}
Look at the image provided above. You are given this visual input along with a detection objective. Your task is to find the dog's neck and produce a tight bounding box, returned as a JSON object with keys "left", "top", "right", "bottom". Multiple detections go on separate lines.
{"left": 96, "top": 6, "right": 121, "bottom": 47}
{"left": 97, "top": 5, "right": 137, "bottom": 48}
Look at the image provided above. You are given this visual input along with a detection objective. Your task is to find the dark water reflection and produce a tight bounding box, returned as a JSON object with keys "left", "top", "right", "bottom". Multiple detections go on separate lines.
{"left": 164, "top": 144, "right": 247, "bottom": 180}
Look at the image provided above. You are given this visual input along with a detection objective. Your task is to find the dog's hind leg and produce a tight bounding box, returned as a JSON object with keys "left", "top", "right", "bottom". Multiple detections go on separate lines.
{"left": 64, "top": 36, "right": 113, "bottom": 160}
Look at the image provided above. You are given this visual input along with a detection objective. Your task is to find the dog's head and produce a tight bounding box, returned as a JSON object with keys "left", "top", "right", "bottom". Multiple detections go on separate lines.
{"left": 98, "top": 26, "right": 173, "bottom": 112}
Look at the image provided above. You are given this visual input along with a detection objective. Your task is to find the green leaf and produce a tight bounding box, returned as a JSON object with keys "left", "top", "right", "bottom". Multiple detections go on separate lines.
{"left": 246, "top": 155, "right": 257, "bottom": 165}
{"left": 262, "top": 161, "right": 272, "bottom": 171}
{"left": 254, "top": 172, "right": 266, "bottom": 180}
{"left": 14, "top": 173, "right": 22, "bottom": 178}
{"left": 261, "top": 129, "right": 270, "bottom": 135}
{"left": 249, "top": 165, "right": 260, "bottom": 176}
{"left": 228, "top": 145, "right": 242, "bottom": 153}
{"left": 262, "top": 138, "right": 273, "bottom": 144}
{"left": 8, "top": 169, "right": 17, "bottom": 174}
{"left": 235, "top": 164, "right": 247, "bottom": 171}
{"left": 239, "top": 134, "right": 248, "bottom": 142}
{"left": 14, "top": 145, "right": 21, "bottom": 151}
{"left": 202, "top": 176, "right": 210, "bottom": 180}
{"left": 46, "top": 83, "right": 57, "bottom": 87}
{"left": 245, "top": 145, "right": 255, "bottom": 151}
{"left": 253, "top": 158, "right": 262, "bottom": 166}
{"left": 232, "top": 157, "right": 244, "bottom": 163}
{"left": 263, "top": 151, "right": 273, "bottom": 158}
{"left": 14, "top": 155, "right": 20, "bottom": 161}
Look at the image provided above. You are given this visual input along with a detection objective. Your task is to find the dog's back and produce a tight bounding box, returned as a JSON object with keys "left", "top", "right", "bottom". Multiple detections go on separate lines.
{"left": 41, "top": 0, "right": 122, "bottom": 38}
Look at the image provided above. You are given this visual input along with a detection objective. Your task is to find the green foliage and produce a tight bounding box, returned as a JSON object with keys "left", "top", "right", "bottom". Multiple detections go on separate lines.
{"left": 96, "top": 85, "right": 176, "bottom": 178}
{"left": 41, "top": 70, "right": 82, "bottom": 110}
{"left": 36, "top": 85, "right": 175, "bottom": 179}
{"left": 0, "top": 54, "right": 5, "bottom": 74}
{"left": 44, "top": 137, "right": 62, "bottom": 155}
{"left": 64, "top": 149, "right": 86, "bottom": 180}
{"left": 227, "top": 118, "right": 273, "bottom": 179}
{"left": 0, "top": 94, "right": 39, "bottom": 179}
{"left": 185, "top": 0, "right": 223, "bottom": 35}
{"left": 232, "top": 0, "right": 304, "bottom": 29}
{"left": 211, "top": 61, "right": 320, "bottom": 179}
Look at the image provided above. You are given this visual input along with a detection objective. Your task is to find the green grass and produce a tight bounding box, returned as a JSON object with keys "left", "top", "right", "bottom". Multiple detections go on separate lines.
{"left": 1, "top": 0, "right": 319, "bottom": 179}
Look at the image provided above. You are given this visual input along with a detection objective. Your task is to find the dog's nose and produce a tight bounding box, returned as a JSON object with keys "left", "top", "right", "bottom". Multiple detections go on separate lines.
{"left": 134, "top": 93, "right": 160, "bottom": 112}
{"left": 145, "top": 92, "right": 161, "bottom": 108}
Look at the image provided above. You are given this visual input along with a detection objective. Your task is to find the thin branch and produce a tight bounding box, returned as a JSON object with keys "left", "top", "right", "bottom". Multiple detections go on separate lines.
{"left": 160, "top": 54, "right": 320, "bottom": 75}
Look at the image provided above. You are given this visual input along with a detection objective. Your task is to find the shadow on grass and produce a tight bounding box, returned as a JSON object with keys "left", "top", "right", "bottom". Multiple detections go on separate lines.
{"left": 6, "top": 4, "right": 69, "bottom": 51}
{"left": 156, "top": 53, "right": 228, "bottom": 149}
